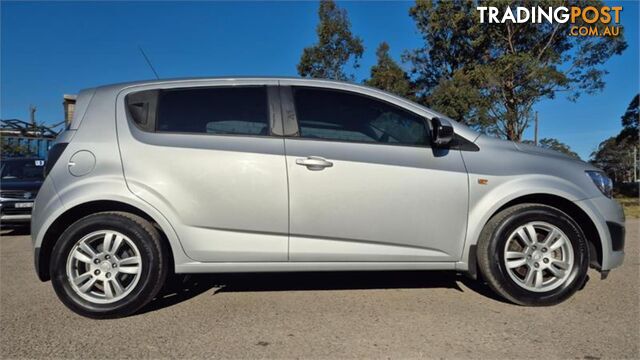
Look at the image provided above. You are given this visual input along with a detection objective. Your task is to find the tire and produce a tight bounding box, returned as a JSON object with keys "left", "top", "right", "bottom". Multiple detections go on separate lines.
{"left": 477, "top": 204, "right": 589, "bottom": 306}
{"left": 50, "top": 212, "right": 167, "bottom": 319}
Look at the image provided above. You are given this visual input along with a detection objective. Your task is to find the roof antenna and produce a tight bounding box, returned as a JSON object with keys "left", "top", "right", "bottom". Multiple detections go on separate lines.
{"left": 138, "top": 46, "right": 160, "bottom": 79}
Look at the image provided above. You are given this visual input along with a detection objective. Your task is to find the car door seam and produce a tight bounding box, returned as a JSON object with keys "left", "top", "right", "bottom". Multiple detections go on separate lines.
{"left": 278, "top": 81, "right": 292, "bottom": 261}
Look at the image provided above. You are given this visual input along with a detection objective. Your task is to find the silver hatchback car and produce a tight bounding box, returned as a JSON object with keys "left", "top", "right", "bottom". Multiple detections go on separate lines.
{"left": 32, "top": 77, "right": 625, "bottom": 318}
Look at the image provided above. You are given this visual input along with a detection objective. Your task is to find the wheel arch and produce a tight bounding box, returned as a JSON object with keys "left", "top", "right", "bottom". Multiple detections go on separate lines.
{"left": 500, "top": 194, "right": 600, "bottom": 265}
{"left": 36, "top": 200, "right": 177, "bottom": 282}
{"left": 464, "top": 193, "right": 602, "bottom": 278}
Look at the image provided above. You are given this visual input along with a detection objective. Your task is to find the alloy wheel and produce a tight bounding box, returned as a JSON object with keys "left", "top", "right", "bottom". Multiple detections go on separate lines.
{"left": 503, "top": 221, "right": 574, "bottom": 292}
{"left": 65, "top": 230, "right": 142, "bottom": 304}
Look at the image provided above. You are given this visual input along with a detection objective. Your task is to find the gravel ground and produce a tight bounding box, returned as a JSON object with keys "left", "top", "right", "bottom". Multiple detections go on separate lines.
{"left": 1, "top": 220, "right": 638, "bottom": 359}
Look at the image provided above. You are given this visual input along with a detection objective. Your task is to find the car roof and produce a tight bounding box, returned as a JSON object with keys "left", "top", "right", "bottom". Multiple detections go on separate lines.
{"left": 94, "top": 76, "right": 374, "bottom": 92}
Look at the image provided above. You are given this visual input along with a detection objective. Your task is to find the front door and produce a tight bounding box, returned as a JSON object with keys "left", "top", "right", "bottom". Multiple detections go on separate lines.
{"left": 283, "top": 85, "right": 469, "bottom": 262}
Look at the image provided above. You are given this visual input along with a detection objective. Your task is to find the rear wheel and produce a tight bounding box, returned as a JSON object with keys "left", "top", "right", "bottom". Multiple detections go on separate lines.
{"left": 477, "top": 204, "right": 589, "bottom": 306}
{"left": 50, "top": 212, "right": 167, "bottom": 319}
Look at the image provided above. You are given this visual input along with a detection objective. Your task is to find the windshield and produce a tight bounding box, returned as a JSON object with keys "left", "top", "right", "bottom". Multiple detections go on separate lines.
{"left": 0, "top": 159, "right": 45, "bottom": 181}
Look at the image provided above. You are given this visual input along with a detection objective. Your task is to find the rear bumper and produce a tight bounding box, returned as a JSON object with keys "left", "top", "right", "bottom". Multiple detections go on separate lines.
{"left": 31, "top": 178, "right": 65, "bottom": 282}
{"left": 34, "top": 247, "right": 44, "bottom": 281}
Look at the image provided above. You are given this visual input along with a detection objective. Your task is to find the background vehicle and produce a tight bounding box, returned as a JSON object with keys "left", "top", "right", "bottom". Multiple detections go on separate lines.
{"left": 31, "top": 78, "right": 625, "bottom": 318}
{"left": 1, "top": 157, "right": 45, "bottom": 225}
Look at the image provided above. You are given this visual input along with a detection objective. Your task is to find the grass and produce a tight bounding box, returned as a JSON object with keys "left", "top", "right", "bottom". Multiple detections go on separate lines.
{"left": 616, "top": 196, "right": 640, "bottom": 219}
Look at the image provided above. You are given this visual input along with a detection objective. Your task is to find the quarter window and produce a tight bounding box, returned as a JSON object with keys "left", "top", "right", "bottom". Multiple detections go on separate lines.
{"left": 156, "top": 87, "right": 269, "bottom": 136}
{"left": 292, "top": 87, "right": 428, "bottom": 146}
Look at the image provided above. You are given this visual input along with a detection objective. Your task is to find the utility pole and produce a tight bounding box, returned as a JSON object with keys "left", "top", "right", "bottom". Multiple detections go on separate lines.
{"left": 534, "top": 111, "right": 539, "bottom": 146}
{"left": 29, "top": 105, "right": 36, "bottom": 127}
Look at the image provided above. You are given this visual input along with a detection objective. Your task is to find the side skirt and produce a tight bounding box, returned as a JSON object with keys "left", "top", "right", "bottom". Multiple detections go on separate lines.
{"left": 175, "top": 261, "right": 457, "bottom": 274}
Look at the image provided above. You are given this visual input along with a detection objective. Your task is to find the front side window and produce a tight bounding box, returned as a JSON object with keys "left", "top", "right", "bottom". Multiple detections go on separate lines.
{"left": 156, "top": 87, "right": 269, "bottom": 136}
{"left": 292, "top": 87, "right": 428, "bottom": 146}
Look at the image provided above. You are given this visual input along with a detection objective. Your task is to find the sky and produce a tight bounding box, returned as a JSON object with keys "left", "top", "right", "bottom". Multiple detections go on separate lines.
{"left": 1, "top": 1, "right": 638, "bottom": 160}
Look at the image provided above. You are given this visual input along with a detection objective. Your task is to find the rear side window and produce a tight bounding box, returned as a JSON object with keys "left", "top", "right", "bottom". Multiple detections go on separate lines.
{"left": 127, "top": 90, "right": 158, "bottom": 132}
{"left": 292, "top": 87, "right": 428, "bottom": 146}
{"left": 155, "top": 87, "right": 269, "bottom": 136}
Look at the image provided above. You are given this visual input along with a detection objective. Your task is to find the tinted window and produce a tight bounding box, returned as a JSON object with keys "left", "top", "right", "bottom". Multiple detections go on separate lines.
{"left": 1, "top": 159, "right": 45, "bottom": 180}
{"left": 157, "top": 87, "right": 269, "bottom": 136}
{"left": 293, "top": 87, "right": 428, "bottom": 146}
{"left": 126, "top": 89, "right": 158, "bottom": 132}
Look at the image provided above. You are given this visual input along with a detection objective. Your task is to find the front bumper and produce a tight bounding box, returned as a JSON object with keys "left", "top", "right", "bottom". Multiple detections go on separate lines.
{"left": 606, "top": 221, "right": 625, "bottom": 252}
{"left": 0, "top": 200, "right": 34, "bottom": 224}
{"left": 1, "top": 214, "right": 31, "bottom": 223}
{"left": 575, "top": 196, "right": 625, "bottom": 271}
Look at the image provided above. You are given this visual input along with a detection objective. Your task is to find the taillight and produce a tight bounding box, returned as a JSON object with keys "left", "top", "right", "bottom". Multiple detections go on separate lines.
{"left": 44, "top": 143, "right": 68, "bottom": 177}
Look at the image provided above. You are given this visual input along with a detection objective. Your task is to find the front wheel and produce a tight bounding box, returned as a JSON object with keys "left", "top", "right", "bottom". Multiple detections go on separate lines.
{"left": 50, "top": 212, "right": 167, "bottom": 319}
{"left": 477, "top": 204, "right": 589, "bottom": 306}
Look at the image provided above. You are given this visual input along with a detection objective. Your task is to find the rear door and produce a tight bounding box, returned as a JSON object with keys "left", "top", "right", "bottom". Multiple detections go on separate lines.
{"left": 281, "top": 83, "right": 469, "bottom": 262}
{"left": 116, "top": 80, "right": 289, "bottom": 262}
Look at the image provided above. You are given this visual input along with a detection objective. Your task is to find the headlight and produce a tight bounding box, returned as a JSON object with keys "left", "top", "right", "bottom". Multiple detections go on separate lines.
{"left": 586, "top": 171, "right": 613, "bottom": 198}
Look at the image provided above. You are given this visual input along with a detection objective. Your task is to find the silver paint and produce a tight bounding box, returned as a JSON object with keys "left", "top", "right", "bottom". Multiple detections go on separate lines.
{"left": 31, "top": 77, "right": 624, "bottom": 278}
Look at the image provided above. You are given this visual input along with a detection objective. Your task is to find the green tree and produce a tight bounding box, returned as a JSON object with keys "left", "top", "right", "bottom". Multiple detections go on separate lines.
{"left": 590, "top": 136, "right": 635, "bottom": 183}
{"left": 594, "top": 93, "right": 640, "bottom": 184}
{"left": 365, "top": 42, "right": 413, "bottom": 98}
{"left": 523, "top": 138, "right": 580, "bottom": 159}
{"left": 617, "top": 94, "right": 639, "bottom": 144}
{"left": 297, "top": 0, "right": 364, "bottom": 81}
{"left": 405, "top": 0, "right": 627, "bottom": 141}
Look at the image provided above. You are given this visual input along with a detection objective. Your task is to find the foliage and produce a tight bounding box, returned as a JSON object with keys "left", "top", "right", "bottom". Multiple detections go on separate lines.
{"left": 1, "top": 136, "right": 34, "bottom": 157}
{"left": 365, "top": 42, "right": 413, "bottom": 98}
{"left": 617, "top": 94, "right": 639, "bottom": 144}
{"left": 405, "top": 0, "right": 628, "bottom": 141}
{"left": 591, "top": 93, "right": 639, "bottom": 183}
{"left": 590, "top": 136, "right": 635, "bottom": 183}
{"left": 523, "top": 137, "right": 580, "bottom": 158}
{"left": 297, "top": 0, "right": 364, "bottom": 81}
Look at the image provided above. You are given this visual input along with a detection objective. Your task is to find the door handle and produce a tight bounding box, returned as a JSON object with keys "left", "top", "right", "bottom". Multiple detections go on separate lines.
{"left": 295, "top": 156, "right": 333, "bottom": 171}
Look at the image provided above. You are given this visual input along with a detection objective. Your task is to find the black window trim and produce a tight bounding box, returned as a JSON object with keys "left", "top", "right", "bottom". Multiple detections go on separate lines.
{"left": 282, "top": 85, "right": 433, "bottom": 149}
{"left": 125, "top": 85, "right": 283, "bottom": 139}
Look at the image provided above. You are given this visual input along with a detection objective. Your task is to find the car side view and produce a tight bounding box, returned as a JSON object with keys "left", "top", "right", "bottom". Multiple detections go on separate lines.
{"left": 31, "top": 77, "right": 625, "bottom": 318}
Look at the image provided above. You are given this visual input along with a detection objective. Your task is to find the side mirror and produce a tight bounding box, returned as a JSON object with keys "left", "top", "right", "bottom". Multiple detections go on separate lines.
{"left": 430, "top": 117, "right": 454, "bottom": 147}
